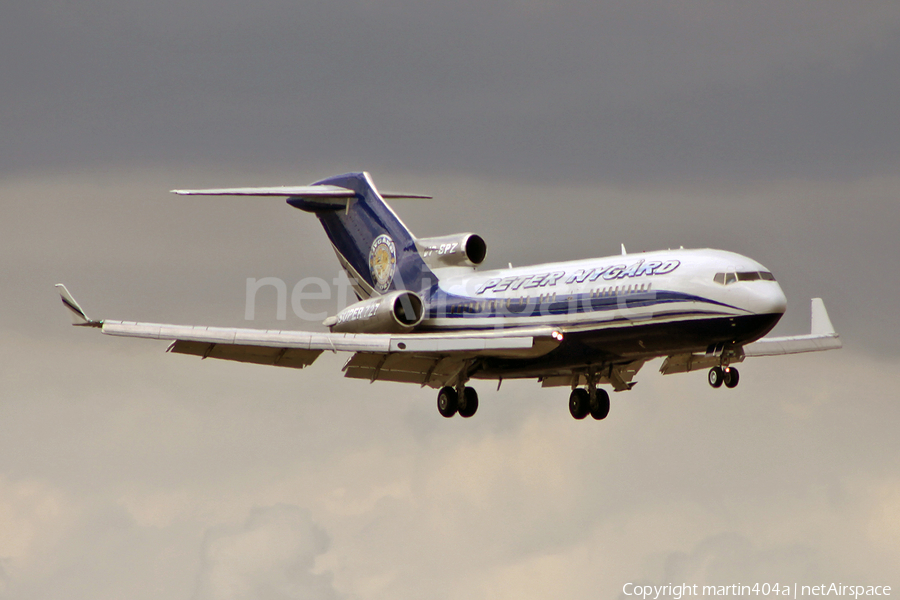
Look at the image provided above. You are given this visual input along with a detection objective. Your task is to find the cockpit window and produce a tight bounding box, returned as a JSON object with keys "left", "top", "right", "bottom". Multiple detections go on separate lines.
{"left": 714, "top": 271, "right": 776, "bottom": 285}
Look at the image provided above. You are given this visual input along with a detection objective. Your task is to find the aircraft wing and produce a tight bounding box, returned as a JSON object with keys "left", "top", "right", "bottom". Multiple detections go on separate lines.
{"left": 660, "top": 298, "right": 841, "bottom": 376}
{"left": 56, "top": 285, "right": 555, "bottom": 386}
{"left": 742, "top": 298, "right": 842, "bottom": 356}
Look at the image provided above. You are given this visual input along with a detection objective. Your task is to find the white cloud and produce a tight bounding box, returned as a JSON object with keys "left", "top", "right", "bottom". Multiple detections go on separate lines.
{"left": 193, "top": 505, "right": 340, "bottom": 600}
{"left": 0, "top": 477, "right": 72, "bottom": 574}
{"left": 1, "top": 168, "right": 898, "bottom": 598}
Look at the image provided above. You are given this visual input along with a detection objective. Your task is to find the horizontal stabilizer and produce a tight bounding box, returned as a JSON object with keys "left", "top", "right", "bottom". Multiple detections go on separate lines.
{"left": 171, "top": 186, "right": 431, "bottom": 200}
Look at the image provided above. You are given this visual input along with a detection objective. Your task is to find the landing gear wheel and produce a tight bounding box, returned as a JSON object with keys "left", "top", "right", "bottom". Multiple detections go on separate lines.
{"left": 437, "top": 386, "right": 458, "bottom": 418}
{"left": 458, "top": 387, "right": 479, "bottom": 418}
{"left": 569, "top": 388, "right": 590, "bottom": 420}
{"left": 590, "top": 388, "right": 610, "bottom": 420}
{"left": 708, "top": 366, "right": 724, "bottom": 388}
{"left": 723, "top": 367, "right": 740, "bottom": 389}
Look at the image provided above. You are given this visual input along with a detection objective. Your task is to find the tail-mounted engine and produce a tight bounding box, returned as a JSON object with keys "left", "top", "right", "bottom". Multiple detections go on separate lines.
{"left": 417, "top": 233, "right": 487, "bottom": 269}
{"left": 324, "top": 290, "right": 424, "bottom": 334}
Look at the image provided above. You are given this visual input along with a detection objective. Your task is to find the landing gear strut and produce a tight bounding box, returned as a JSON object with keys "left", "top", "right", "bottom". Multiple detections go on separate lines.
{"left": 708, "top": 366, "right": 740, "bottom": 389}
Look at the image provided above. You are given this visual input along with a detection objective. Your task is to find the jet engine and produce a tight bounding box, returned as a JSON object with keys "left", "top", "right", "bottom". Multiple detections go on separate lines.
{"left": 417, "top": 233, "right": 487, "bottom": 269}
{"left": 325, "top": 290, "right": 424, "bottom": 334}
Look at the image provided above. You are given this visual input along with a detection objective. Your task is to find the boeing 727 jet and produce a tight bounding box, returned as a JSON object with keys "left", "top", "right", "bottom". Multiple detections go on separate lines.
{"left": 57, "top": 172, "right": 841, "bottom": 420}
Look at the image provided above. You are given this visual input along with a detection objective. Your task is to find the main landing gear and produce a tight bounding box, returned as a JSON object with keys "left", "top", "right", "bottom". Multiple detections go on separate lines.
{"left": 708, "top": 366, "right": 740, "bottom": 389}
{"left": 437, "top": 386, "right": 479, "bottom": 418}
{"left": 568, "top": 387, "right": 610, "bottom": 421}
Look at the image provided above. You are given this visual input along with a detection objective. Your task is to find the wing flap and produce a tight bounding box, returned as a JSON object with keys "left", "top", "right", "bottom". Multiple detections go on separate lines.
{"left": 168, "top": 341, "right": 322, "bottom": 369}
{"left": 539, "top": 359, "right": 646, "bottom": 391}
{"left": 343, "top": 353, "right": 464, "bottom": 388}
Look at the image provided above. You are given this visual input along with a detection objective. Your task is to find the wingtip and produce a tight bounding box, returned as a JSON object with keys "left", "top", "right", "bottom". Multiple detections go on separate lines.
{"left": 56, "top": 284, "right": 101, "bottom": 327}
{"left": 810, "top": 298, "right": 836, "bottom": 336}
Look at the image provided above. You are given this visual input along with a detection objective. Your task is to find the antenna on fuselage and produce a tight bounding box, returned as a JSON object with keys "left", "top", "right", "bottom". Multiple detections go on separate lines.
{"left": 621, "top": 244, "right": 627, "bottom": 255}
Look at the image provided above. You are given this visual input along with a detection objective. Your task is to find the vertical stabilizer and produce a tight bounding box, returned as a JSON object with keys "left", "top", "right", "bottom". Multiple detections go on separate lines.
{"left": 287, "top": 172, "right": 435, "bottom": 299}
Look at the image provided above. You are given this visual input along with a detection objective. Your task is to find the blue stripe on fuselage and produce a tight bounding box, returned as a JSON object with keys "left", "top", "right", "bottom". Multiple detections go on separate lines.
{"left": 420, "top": 288, "right": 744, "bottom": 328}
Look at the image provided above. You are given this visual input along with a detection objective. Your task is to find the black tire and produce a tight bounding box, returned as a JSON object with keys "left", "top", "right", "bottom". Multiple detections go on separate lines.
{"left": 458, "top": 387, "right": 479, "bottom": 418}
{"left": 708, "top": 366, "right": 724, "bottom": 388}
{"left": 723, "top": 367, "right": 740, "bottom": 389}
{"left": 569, "top": 388, "right": 590, "bottom": 420}
{"left": 590, "top": 388, "right": 610, "bottom": 420}
{"left": 437, "top": 386, "right": 458, "bottom": 418}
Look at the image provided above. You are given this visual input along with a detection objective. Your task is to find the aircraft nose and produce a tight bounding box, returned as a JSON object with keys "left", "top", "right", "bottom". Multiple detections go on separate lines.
{"left": 760, "top": 282, "right": 787, "bottom": 315}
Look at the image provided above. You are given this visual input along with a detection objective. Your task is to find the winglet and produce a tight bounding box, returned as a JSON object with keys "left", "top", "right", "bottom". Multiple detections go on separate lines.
{"left": 742, "top": 297, "right": 841, "bottom": 357}
{"left": 55, "top": 284, "right": 101, "bottom": 327}
{"left": 810, "top": 297, "right": 835, "bottom": 335}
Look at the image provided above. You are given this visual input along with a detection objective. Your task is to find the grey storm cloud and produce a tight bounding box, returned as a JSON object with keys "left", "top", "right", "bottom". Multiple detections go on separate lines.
{"left": 3, "top": 1, "right": 899, "bottom": 181}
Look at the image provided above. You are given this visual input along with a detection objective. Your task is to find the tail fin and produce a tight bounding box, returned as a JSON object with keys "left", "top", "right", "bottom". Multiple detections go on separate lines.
{"left": 172, "top": 172, "right": 435, "bottom": 298}
{"left": 287, "top": 172, "right": 435, "bottom": 298}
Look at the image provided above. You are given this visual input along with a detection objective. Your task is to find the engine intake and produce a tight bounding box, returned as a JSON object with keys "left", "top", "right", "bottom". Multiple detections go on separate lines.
{"left": 417, "top": 233, "right": 487, "bottom": 269}
{"left": 325, "top": 290, "right": 424, "bottom": 334}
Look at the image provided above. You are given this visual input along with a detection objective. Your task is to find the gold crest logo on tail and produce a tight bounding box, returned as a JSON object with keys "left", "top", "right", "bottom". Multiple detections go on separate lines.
{"left": 368, "top": 234, "right": 397, "bottom": 292}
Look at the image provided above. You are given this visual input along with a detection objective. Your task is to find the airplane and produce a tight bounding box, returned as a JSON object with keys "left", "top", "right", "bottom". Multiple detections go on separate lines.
{"left": 57, "top": 171, "right": 842, "bottom": 421}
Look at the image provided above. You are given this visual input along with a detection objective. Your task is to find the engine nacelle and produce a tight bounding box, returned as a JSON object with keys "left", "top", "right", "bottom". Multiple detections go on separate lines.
{"left": 417, "top": 233, "right": 487, "bottom": 269}
{"left": 325, "top": 290, "right": 424, "bottom": 334}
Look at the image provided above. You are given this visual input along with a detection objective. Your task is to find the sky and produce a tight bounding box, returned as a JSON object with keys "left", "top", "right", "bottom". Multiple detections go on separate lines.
{"left": 2, "top": 1, "right": 900, "bottom": 599}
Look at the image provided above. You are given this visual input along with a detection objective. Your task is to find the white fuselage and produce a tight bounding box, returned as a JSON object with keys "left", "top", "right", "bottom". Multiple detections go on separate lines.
{"left": 424, "top": 248, "right": 787, "bottom": 335}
